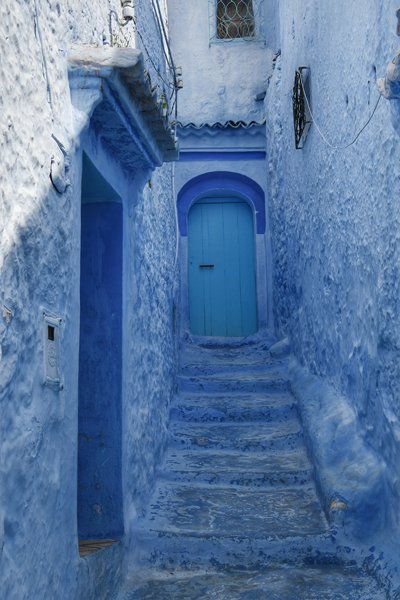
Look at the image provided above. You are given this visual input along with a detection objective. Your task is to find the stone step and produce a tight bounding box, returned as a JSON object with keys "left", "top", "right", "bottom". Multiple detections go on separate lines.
{"left": 170, "top": 392, "right": 297, "bottom": 423}
{"left": 117, "top": 564, "right": 387, "bottom": 599}
{"left": 180, "top": 359, "right": 288, "bottom": 377}
{"left": 133, "top": 530, "right": 336, "bottom": 570}
{"left": 159, "top": 448, "right": 314, "bottom": 488}
{"left": 177, "top": 372, "right": 290, "bottom": 394}
{"left": 140, "top": 482, "right": 328, "bottom": 539}
{"left": 119, "top": 342, "right": 389, "bottom": 598}
{"left": 133, "top": 479, "right": 331, "bottom": 569}
{"left": 169, "top": 420, "right": 304, "bottom": 452}
{"left": 180, "top": 343, "right": 273, "bottom": 364}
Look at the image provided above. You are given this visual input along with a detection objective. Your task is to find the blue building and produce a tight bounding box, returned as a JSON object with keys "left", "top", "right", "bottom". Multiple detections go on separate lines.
{"left": 2, "top": 0, "right": 400, "bottom": 598}
{"left": 168, "top": 0, "right": 274, "bottom": 342}
{"left": 0, "top": 2, "right": 179, "bottom": 597}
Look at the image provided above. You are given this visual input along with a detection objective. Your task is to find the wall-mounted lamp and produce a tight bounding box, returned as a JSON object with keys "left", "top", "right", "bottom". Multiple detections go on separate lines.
{"left": 121, "top": 0, "right": 134, "bottom": 21}
{"left": 175, "top": 66, "right": 184, "bottom": 90}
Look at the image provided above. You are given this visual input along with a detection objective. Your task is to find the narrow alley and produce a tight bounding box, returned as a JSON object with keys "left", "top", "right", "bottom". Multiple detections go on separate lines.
{"left": 2, "top": 1, "right": 400, "bottom": 599}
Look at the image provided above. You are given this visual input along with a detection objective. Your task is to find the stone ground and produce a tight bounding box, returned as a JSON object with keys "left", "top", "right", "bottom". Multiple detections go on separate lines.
{"left": 116, "top": 342, "right": 389, "bottom": 599}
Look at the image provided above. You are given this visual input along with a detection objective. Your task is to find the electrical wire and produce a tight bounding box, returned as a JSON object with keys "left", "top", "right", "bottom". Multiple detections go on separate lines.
{"left": 151, "top": 0, "right": 177, "bottom": 84}
{"left": 150, "top": 0, "right": 179, "bottom": 120}
{"left": 133, "top": 20, "right": 174, "bottom": 92}
{"left": 149, "top": 0, "right": 174, "bottom": 74}
{"left": 109, "top": 4, "right": 179, "bottom": 123}
{"left": 109, "top": 9, "right": 174, "bottom": 92}
{"left": 299, "top": 71, "right": 382, "bottom": 150}
{"left": 32, "top": 0, "right": 54, "bottom": 116}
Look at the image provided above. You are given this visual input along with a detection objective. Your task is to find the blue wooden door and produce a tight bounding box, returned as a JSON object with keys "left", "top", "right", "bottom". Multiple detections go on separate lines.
{"left": 188, "top": 197, "right": 257, "bottom": 336}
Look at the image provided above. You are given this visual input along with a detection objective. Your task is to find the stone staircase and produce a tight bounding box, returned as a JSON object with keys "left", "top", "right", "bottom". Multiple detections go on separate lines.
{"left": 118, "top": 343, "right": 388, "bottom": 599}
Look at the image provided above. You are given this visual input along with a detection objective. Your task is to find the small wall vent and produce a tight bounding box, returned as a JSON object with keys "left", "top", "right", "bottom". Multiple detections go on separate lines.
{"left": 292, "top": 67, "right": 312, "bottom": 149}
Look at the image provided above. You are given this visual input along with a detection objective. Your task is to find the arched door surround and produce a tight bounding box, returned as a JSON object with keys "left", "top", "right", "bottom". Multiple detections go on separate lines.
{"left": 177, "top": 171, "right": 268, "bottom": 338}
{"left": 177, "top": 171, "right": 266, "bottom": 237}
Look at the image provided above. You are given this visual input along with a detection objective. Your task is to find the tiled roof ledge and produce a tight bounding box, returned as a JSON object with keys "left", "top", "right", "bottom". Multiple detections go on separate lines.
{"left": 68, "top": 45, "right": 178, "bottom": 169}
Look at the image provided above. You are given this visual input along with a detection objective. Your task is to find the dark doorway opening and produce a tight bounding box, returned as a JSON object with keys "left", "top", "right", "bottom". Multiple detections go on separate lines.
{"left": 77, "top": 153, "right": 124, "bottom": 553}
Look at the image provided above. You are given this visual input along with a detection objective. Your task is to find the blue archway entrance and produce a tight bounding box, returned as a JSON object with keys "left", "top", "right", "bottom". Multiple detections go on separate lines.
{"left": 177, "top": 171, "right": 266, "bottom": 236}
{"left": 188, "top": 195, "right": 257, "bottom": 336}
{"left": 178, "top": 171, "right": 265, "bottom": 337}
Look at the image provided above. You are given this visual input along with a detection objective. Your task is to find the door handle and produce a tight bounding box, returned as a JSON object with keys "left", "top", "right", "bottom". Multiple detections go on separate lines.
{"left": 199, "top": 264, "right": 214, "bottom": 268}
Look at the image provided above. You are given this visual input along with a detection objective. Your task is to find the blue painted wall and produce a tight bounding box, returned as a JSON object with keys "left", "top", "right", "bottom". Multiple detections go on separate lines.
{"left": 0, "top": 0, "right": 179, "bottom": 597}
{"left": 265, "top": 0, "right": 400, "bottom": 542}
{"left": 78, "top": 159, "right": 124, "bottom": 539}
{"left": 77, "top": 137, "right": 179, "bottom": 596}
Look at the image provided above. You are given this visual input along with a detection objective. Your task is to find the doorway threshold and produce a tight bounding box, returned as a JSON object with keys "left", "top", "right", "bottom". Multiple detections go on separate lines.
{"left": 188, "top": 332, "right": 267, "bottom": 349}
{"left": 79, "top": 539, "right": 118, "bottom": 557}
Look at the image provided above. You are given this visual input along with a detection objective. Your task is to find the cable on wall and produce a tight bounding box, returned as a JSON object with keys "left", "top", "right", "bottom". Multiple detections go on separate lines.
{"left": 150, "top": 0, "right": 180, "bottom": 121}
{"left": 150, "top": 0, "right": 175, "bottom": 75}
{"left": 298, "top": 70, "right": 382, "bottom": 150}
{"left": 109, "top": 3, "right": 180, "bottom": 124}
{"left": 32, "top": 0, "right": 54, "bottom": 117}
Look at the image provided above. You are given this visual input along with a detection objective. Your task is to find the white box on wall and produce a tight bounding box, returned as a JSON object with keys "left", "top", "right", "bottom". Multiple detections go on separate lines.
{"left": 42, "top": 310, "right": 63, "bottom": 389}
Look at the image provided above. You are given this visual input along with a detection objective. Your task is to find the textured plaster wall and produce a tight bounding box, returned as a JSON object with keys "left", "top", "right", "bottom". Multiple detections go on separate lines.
{"left": 122, "top": 165, "right": 179, "bottom": 539}
{"left": 265, "top": 0, "right": 400, "bottom": 536}
{"left": 0, "top": 1, "right": 178, "bottom": 599}
{"left": 167, "top": 0, "right": 274, "bottom": 124}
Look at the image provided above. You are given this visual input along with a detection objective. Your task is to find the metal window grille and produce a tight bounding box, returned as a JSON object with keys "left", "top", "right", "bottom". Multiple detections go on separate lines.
{"left": 209, "top": 0, "right": 264, "bottom": 43}
{"left": 217, "top": 0, "right": 255, "bottom": 39}
{"left": 292, "top": 67, "right": 312, "bottom": 149}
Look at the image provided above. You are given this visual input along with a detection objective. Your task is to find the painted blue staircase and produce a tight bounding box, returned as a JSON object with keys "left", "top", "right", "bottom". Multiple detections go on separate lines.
{"left": 118, "top": 343, "right": 388, "bottom": 599}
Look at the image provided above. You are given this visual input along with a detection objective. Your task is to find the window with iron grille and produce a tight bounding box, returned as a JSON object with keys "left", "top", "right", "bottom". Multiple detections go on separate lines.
{"left": 217, "top": 0, "right": 255, "bottom": 39}
{"left": 209, "top": 0, "right": 264, "bottom": 43}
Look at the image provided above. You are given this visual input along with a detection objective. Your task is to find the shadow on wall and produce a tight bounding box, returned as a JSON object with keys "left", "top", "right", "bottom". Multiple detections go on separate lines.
{"left": 1, "top": 46, "right": 179, "bottom": 600}
{"left": 0, "top": 142, "right": 83, "bottom": 598}
{"left": 0, "top": 140, "right": 132, "bottom": 600}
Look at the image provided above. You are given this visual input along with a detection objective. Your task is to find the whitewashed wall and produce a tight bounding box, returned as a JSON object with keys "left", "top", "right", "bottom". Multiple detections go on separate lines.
{"left": 168, "top": 0, "right": 274, "bottom": 124}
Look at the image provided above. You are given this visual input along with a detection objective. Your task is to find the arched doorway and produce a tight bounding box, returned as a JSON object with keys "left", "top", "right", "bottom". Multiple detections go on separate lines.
{"left": 177, "top": 171, "right": 267, "bottom": 338}
{"left": 188, "top": 195, "right": 257, "bottom": 336}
